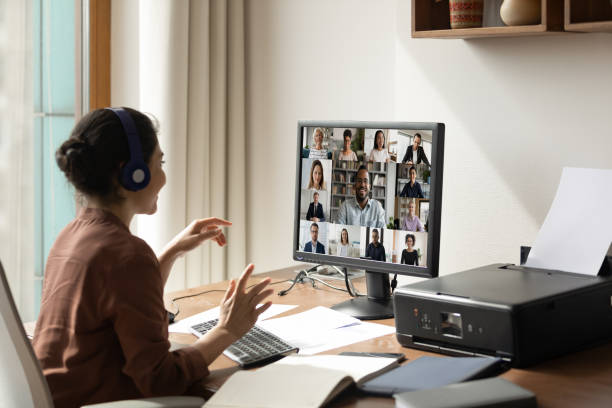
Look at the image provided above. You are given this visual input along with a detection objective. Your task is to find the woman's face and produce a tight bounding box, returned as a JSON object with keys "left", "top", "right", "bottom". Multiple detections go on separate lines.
{"left": 344, "top": 136, "right": 351, "bottom": 150}
{"left": 314, "top": 130, "right": 323, "bottom": 147}
{"left": 410, "top": 169, "right": 416, "bottom": 183}
{"left": 408, "top": 201, "right": 415, "bottom": 215}
{"left": 313, "top": 165, "right": 322, "bottom": 186}
{"left": 341, "top": 230, "right": 348, "bottom": 243}
{"left": 133, "top": 143, "right": 166, "bottom": 215}
{"left": 375, "top": 133, "right": 383, "bottom": 149}
{"left": 406, "top": 237, "right": 414, "bottom": 248}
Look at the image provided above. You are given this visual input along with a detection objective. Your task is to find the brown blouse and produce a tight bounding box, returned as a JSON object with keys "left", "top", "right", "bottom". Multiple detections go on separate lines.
{"left": 33, "top": 208, "right": 209, "bottom": 408}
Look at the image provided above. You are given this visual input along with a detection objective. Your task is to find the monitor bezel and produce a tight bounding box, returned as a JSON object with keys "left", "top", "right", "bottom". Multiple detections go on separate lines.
{"left": 293, "top": 121, "right": 444, "bottom": 279}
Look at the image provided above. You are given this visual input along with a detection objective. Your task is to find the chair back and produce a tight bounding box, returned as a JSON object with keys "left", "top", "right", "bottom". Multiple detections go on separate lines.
{"left": 0, "top": 261, "right": 54, "bottom": 408}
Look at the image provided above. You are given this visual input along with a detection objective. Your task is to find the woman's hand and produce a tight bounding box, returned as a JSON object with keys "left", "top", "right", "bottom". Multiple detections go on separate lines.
{"left": 165, "top": 217, "right": 232, "bottom": 257}
{"left": 158, "top": 217, "right": 232, "bottom": 286}
{"left": 216, "top": 264, "right": 273, "bottom": 341}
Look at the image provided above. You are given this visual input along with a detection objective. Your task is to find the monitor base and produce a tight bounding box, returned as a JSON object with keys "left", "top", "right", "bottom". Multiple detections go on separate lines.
{"left": 331, "top": 297, "right": 394, "bottom": 320}
{"left": 331, "top": 270, "right": 394, "bottom": 320}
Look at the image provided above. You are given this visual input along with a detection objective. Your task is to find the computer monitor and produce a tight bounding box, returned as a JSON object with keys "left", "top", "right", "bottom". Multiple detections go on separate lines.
{"left": 293, "top": 121, "right": 445, "bottom": 320}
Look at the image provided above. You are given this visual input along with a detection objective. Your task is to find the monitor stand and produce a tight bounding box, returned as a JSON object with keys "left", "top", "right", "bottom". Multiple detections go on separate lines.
{"left": 331, "top": 271, "right": 394, "bottom": 320}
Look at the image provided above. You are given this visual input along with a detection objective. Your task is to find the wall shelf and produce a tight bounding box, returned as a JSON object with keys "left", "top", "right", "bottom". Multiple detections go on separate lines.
{"left": 412, "top": 0, "right": 564, "bottom": 39}
{"left": 565, "top": 0, "right": 612, "bottom": 32}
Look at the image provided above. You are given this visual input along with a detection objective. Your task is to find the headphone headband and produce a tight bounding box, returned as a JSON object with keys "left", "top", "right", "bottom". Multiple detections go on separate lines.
{"left": 105, "top": 107, "right": 151, "bottom": 191}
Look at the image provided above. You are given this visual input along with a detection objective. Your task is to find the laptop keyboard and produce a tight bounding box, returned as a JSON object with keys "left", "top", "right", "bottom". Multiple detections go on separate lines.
{"left": 190, "top": 318, "right": 298, "bottom": 367}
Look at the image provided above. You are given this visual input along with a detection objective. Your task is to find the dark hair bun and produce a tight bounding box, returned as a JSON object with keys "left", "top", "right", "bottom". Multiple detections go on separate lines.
{"left": 56, "top": 139, "right": 96, "bottom": 195}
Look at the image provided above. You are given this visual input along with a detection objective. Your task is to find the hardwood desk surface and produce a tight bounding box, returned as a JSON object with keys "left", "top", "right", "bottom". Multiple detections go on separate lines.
{"left": 167, "top": 266, "right": 612, "bottom": 408}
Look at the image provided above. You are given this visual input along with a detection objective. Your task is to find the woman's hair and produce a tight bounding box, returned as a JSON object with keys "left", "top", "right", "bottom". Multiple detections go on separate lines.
{"left": 374, "top": 130, "right": 385, "bottom": 149}
{"left": 312, "top": 128, "right": 324, "bottom": 145}
{"left": 340, "top": 228, "right": 349, "bottom": 245}
{"left": 55, "top": 107, "right": 158, "bottom": 202}
{"left": 307, "top": 160, "right": 326, "bottom": 190}
{"left": 405, "top": 234, "right": 416, "bottom": 245}
{"left": 343, "top": 129, "right": 352, "bottom": 140}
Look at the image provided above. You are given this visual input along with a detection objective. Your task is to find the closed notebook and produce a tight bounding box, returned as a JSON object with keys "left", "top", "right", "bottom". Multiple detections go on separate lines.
{"left": 204, "top": 355, "right": 399, "bottom": 408}
{"left": 359, "top": 356, "right": 507, "bottom": 396}
{"left": 394, "top": 377, "right": 537, "bottom": 408}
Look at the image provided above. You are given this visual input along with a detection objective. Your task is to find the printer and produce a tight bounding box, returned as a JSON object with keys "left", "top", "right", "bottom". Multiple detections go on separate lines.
{"left": 394, "top": 258, "right": 612, "bottom": 367}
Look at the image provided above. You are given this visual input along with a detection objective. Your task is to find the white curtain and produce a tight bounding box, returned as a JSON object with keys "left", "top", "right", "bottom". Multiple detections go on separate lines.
{"left": 0, "top": 0, "right": 35, "bottom": 320}
{"left": 134, "top": 0, "right": 247, "bottom": 292}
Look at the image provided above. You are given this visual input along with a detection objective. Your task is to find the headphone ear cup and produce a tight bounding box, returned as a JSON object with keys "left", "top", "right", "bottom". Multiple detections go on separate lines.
{"left": 120, "top": 160, "right": 151, "bottom": 191}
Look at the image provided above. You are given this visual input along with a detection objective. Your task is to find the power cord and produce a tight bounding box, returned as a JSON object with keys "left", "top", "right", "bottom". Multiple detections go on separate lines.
{"left": 391, "top": 273, "right": 398, "bottom": 293}
{"left": 278, "top": 266, "right": 364, "bottom": 297}
{"left": 170, "top": 278, "right": 292, "bottom": 319}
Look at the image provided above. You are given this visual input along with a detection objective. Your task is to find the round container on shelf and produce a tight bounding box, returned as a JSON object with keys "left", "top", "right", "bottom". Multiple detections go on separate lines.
{"left": 449, "top": 0, "right": 484, "bottom": 29}
{"left": 500, "top": 0, "right": 541, "bottom": 26}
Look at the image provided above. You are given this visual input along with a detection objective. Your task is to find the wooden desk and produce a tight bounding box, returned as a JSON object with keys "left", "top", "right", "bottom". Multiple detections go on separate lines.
{"left": 168, "top": 266, "right": 612, "bottom": 407}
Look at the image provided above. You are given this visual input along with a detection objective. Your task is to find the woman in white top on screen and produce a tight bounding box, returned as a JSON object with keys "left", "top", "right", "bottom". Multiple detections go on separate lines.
{"left": 308, "top": 127, "right": 328, "bottom": 159}
{"left": 368, "top": 130, "right": 390, "bottom": 163}
{"left": 337, "top": 129, "right": 358, "bottom": 161}
{"left": 307, "top": 159, "right": 326, "bottom": 190}
{"left": 337, "top": 228, "right": 350, "bottom": 257}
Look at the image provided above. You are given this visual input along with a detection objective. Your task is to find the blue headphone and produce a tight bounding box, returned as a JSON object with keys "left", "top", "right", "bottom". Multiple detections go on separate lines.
{"left": 105, "top": 107, "right": 151, "bottom": 191}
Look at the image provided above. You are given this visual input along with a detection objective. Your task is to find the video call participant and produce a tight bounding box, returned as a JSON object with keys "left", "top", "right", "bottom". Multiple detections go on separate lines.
{"left": 400, "top": 166, "right": 424, "bottom": 198}
{"left": 401, "top": 132, "right": 430, "bottom": 166}
{"left": 336, "top": 165, "right": 386, "bottom": 228}
{"left": 307, "top": 159, "right": 327, "bottom": 190}
{"left": 337, "top": 228, "right": 350, "bottom": 257}
{"left": 338, "top": 129, "right": 358, "bottom": 161}
{"left": 308, "top": 127, "right": 328, "bottom": 159}
{"left": 34, "top": 108, "right": 273, "bottom": 408}
{"left": 306, "top": 191, "right": 325, "bottom": 222}
{"left": 365, "top": 229, "right": 386, "bottom": 262}
{"left": 304, "top": 222, "right": 326, "bottom": 254}
{"left": 368, "top": 130, "right": 390, "bottom": 163}
{"left": 401, "top": 199, "right": 424, "bottom": 232}
{"left": 401, "top": 234, "right": 419, "bottom": 266}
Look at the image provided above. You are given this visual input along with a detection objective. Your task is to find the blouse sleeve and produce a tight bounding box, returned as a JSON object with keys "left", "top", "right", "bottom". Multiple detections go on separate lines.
{"left": 104, "top": 253, "right": 209, "bottom": 397}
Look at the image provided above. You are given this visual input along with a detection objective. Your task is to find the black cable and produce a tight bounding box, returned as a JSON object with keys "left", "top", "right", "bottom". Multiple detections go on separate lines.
{"left": 170, "top": 278, "right": 292, "bottom": 318}
{"left": 391, "top": 273, "right": 398, "bottom": 293}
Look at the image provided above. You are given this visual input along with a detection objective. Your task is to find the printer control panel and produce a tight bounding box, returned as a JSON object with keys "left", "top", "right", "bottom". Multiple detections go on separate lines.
{"left": 396, "top": 296, "right": 515, "bottom": 356}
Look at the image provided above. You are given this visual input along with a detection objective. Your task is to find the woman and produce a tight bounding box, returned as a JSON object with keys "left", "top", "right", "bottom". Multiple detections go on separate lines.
{"left": 308, "top": 127, "right": 328, "bottom": 159}
{"left": 337, "top": 228, "right": 350, "bottom": 257}
{"left": 33, "top": 108, "right": 273, "bottom": 408}
{"left": 368, "top": 130, "right": 390, "bottom": 163}
{"left": 337, "top": 129, "right": 357, "bottom": 161}
{"left": 307, "top": 159, "right": 326, "bottom": 190}
{"left": 401, "top": 199, "right": 424, "bottom": 232}
{"left": 401, "top": 234, "right": 418, "bottom": 266}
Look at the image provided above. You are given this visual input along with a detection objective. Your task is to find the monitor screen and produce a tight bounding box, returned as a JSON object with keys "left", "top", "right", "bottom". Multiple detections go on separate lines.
{"left": 293, "top": 121, "right": 444, "bottom": 279}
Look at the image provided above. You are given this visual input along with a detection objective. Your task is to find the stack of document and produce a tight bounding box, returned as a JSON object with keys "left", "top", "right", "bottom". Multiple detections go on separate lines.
{"left": 257, "top": 306, "right": 395, "bottom": 355}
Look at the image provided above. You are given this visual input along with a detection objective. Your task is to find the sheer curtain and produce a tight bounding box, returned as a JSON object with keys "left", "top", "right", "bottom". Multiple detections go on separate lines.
{"left": 0, "top": 0, "right": 35, "bottom": 320}
{"left": 134, "top": 0, "right": 247, "bottom": 292}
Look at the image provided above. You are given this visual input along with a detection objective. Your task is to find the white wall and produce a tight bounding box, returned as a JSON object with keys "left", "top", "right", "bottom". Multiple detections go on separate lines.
{"left": 245, "top": 0, "right": 612, "bottom": 282}
{"left": 246, "top": 0, "right": 397, "bottom": 273}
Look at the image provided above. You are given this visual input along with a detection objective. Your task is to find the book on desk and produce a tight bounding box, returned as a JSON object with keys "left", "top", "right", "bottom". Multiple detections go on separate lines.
{"left": 204, "top": 354, "right": 399, "bottom": 408}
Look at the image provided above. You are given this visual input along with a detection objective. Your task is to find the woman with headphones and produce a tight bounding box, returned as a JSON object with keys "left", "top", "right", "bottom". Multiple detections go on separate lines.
{"left": 33, "top": 107, "right": 273, "bottom": 407}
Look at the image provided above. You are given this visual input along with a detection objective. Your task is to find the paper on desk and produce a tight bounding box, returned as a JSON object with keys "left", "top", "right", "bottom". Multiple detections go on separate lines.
{"left": 169, "top": 304, "right": 297, "bottom": 334}
{"left": 525, "top": 167, "right": 612, "bottom": 275}
{"left": 258, "top": 306, "right": 394, "bottom": 355}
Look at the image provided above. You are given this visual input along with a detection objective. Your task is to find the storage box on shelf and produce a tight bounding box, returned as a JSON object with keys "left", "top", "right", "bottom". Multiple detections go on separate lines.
{"left": 412, "top": 0, "right": 564, "bottom": 39}
{"left": 565, "top": 0, "right": 612, "bottom": 32}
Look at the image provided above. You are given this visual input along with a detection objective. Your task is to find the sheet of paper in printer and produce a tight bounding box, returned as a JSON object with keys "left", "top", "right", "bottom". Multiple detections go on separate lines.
{"left": 525, "top": 167, "right": 612, "bottom": 276}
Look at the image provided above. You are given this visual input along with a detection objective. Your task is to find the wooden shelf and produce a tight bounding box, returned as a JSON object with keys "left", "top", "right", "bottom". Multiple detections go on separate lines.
{"left": 412, "top": 0, "right": 564, "bottom": 39}
{"left": 565, "top": 0, "right": 612, "bottom": 32}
